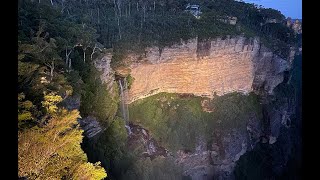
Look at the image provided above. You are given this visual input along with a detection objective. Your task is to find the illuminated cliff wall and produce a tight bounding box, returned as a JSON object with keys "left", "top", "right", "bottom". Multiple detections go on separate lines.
{"left": 96, "top": 36, "right": 291, "bottom": 104}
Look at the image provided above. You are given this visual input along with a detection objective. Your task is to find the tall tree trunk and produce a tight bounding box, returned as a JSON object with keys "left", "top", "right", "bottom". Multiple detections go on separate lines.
{"left": 139, "top": 14, "right": 143, "bottom": 43}
{"left": 129, "top": 2, "right": 131, "bottom": 16}
{"left": 50, "top": 0, "right": 53, "bottom": 6}
{"left": 69, "top": 58, "right": 71, "bottom": 71}
{"left": 90, "top": 9, "right": 93, "bottom": 22}
{"left": 83, "top": 49, "right": 86, "bottom": 63}
{"left": 114, "top": 0, "right": 122, "bottom": 40}
{"left": 125, "top": 6, "right": 127, "bottom": 18}
{"left": 65, "top": 46, "right": 68, "bottom": 66}
{"left": 98, "top": 8, "right": 100, "bottom": 24}
{"left": 91, "top": 44, "right": 102, "bottom": 61}
{"left": 117, "top": 1, "right": 122, "bottom": 17}
{"left": 136, "top": 2, "right": 139, "bottom": 11}
{"left": 107, "top": 21, "right": 111, "bottom": 47}
{"left": 117, "top": 17, "right": 122, "bottom": 40}
{"left": 65, "top": 47, "right": 72, "bottom": 72}
{"left": 91, "top": 51, "right": 94, "bottom": 61}
{"left": 154, "top": 1, "right": 155, "bottom": 11}
{"left": 50, "top": 61, "right": 54, "bottom": 81}
{"left": 143, "top": 4, "right": 146, "bottom": 22}
{"left": 114, "top": 0, "right": 117, "bottom": 17}
{"left": 91, "top": 45, "right": 96, "bottom": 60}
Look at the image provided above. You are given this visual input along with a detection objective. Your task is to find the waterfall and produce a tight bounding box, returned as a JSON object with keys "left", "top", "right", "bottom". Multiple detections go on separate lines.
{"left": 124, "top": 78, "right": 130, "bottom": 123}
{"left": 119, "top": 78, "right": 132, "bottom": 135}
{"left": 119, "top": 79, "right": 126, "bottom": 121}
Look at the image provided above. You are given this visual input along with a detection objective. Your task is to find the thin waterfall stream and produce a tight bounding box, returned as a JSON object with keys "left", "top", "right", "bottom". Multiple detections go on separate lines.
{"left": 119, "top": 77, "right": 132, "bottom": 135}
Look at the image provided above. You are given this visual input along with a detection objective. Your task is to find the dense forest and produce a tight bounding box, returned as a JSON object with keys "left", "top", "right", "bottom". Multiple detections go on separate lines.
{"left": 18, "top": 0, "right": 299, "bottom": 179}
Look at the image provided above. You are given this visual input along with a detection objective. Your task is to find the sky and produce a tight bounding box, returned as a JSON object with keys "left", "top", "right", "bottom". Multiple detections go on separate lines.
{"left": 242, "top": 0, "right": 302, "bottom": 19}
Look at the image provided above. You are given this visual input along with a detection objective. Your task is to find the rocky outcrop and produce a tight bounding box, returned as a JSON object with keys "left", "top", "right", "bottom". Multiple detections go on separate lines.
{"left": 109, "top": 36, "right": 290, "bottom": 103}
{"left": 62, "top": 95, "right": 104, "bottom": 139}
{"left": 62, "top": 95, "right": 81, "bottom": 111}
{"left": 175, "top": 118, "right": 262, "bottom": 180}
{"left": 287, "top": 18, "right": 302, "bottom": 34}
{"left": 126, "top": 123, "right": 260, "bottom": 180}
{"left": 94, "top": 53, "right": 115, "bottom": 93}
{"left": 79, "top": 116, "right": 104, "bottom": 139}
{"left": 251, "top": 45, "right": 290, "bottom": 94}
{"left": 127, "top": 123, "right": 169, "bottom": 159}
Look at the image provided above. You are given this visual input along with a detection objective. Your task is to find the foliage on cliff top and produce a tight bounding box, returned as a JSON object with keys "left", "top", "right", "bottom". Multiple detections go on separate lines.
{"left": 19, "top": 0, "right": 296, "bottom": 69}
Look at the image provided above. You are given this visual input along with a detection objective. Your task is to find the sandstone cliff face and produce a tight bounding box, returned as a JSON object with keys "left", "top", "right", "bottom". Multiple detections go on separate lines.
{"left": 92, "top": 36, "right": 297, "bottom": 179}
{"left": 94, "top": 53, "right": 115, "bottom": 93}
{"left": 118, "top": 36, "right": 291, "bottom": 103}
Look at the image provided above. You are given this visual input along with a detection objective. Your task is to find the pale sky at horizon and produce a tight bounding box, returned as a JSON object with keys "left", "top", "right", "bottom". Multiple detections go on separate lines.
{"left": 243, "top": 0, "right": 302, "bottom": 19}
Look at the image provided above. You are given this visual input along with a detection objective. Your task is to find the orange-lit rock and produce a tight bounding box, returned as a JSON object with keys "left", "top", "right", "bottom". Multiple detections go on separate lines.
{"left": 126, "top": 36, "right": 290, "bottom": 103}
{"left": 96, "top": 36, "right": 292, "bottom": 104}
